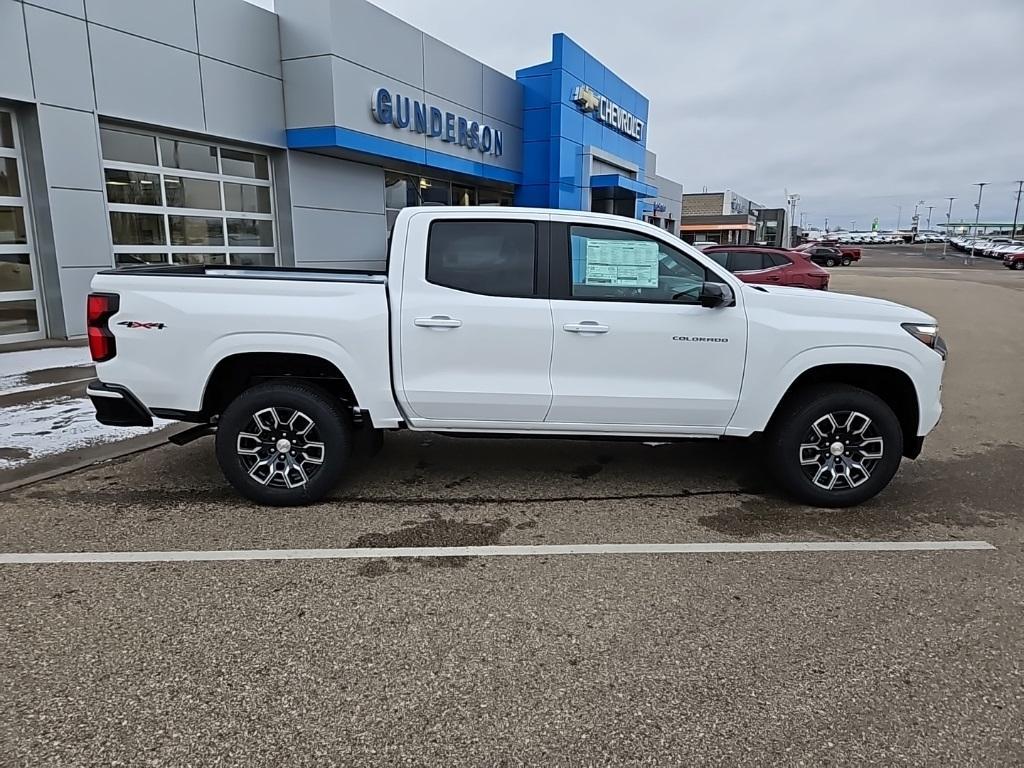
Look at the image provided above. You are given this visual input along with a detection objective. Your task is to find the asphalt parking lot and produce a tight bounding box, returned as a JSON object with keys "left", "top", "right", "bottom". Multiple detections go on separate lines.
{"left": 2, "top": 246, "right": 1023, "bottom": 766}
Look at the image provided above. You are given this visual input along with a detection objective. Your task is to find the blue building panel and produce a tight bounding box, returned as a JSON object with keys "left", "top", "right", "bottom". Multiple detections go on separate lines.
{"left": 521, "top": 139, "right": 550, "bottom": 186}
{"left": 517, "top": 72, "right": 551, "bottom": 111}
{"left": 551, "top": 33, "right": 586, "bottom": 78}
{"left": 515, "top": 33, "right": 652, "bottom": 220}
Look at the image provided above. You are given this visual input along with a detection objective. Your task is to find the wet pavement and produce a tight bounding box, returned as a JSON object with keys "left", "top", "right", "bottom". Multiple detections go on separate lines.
{"left": 1, "top": 258, "right": 1023, "bottom": 766}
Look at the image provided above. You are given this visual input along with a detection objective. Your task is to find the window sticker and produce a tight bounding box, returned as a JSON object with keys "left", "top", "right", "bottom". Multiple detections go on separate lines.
{"left": 583, "top": 239, "right": 660, "bottom": 288}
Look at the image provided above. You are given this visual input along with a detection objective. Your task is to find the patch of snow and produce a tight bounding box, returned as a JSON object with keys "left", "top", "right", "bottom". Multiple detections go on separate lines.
{"left": 0, "top": 395, "right": 168, "bottom": 470}
{"left": 0, "top": 346, "right": 93, "bottom": 378}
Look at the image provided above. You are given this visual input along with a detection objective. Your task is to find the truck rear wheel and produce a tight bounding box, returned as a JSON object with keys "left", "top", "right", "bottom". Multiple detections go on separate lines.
{"left": 215, "top": 381, "right": 351, "bottom": 506}
{"left": 766, "top": 384, "right": 903, "bottom": 508}
{"left": 841, "top": 256, "right": 852, "bottom": 266}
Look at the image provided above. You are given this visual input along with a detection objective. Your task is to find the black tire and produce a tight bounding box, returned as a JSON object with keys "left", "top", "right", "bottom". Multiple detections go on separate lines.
{"left": 1014, "top": 261, "right": 1024, "bottom": 271}
{"left": 841, "top": 256, "right": 852, "bottom": 266}
{"left": 765, "top": 384, "right": 903, "bottom": 508}
{"left": 215, "top": 381, "right": 351, "bottom": 506}
{"left": 824, "top": 256, "right": 838, "bottom": 267}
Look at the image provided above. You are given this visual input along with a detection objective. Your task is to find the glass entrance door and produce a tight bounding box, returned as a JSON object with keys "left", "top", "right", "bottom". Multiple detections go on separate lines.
{"left": 0, "top": 109, "right": 43, "bottom": 342}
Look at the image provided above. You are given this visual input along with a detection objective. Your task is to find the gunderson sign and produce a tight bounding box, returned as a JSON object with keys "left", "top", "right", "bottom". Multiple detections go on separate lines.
{"left": 571, "top": 85, "right": 644, "bottom": 143}
{"left": 371, "top": 88, "right": 503, "bottom": 158}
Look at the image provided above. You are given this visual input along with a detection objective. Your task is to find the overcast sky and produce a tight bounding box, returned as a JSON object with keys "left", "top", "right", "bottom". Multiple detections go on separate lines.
{"left": 259, "top": 0, "right": 1024, "bottom": 230}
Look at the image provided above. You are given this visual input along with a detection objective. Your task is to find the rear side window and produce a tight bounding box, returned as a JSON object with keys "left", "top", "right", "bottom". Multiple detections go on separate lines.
{"left": 766, "top": 253, "right": 790, "bottom": 267}
{"left": 427, "top": 221, "right": 536, "bottom": 297}
{"left": 730, "top": 251, "right": 765, "bottom": 272}
{"left": 705, "top": 250, "right": 729, "bottom": 267}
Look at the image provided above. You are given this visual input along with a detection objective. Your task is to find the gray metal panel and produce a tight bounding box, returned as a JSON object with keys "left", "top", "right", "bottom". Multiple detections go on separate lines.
{"left": 24, "top": 5, "right": 94, "bottom": 111}
{"left": 329, "top": 0, "right": 423, "bottom": 88}
{"left": 485, "top": 119, "right": 522, "bottom": 173}
{"left": 331, "top": 56, "right": 425, "bottom": 150}
{"left": 287, "top": 152, "right": 383, "bottom": 214}
{"left": 275, "top": 0, "right": 333, "bottom": 60}
{"left": 36, "top": 105, "right": 102, "bottom": 190}
{"left": 90, "top": 24, "right": 205, "bottom": 133}
{"left": 0, "top": 2, "right": 34, "bottom": 102}
{"left": 200, "top": 57, "right": 285, "bottom": 147}
{"left": 25, "top": 0, "right": 84, "bottom": 17}
{"left": 482, "top": 65, "right": 522, "bottom": 128}
{"left": 57, "top": 265, "right": 101, "bottom": 336}
{"left": 48, "top": 188, "right": 112, "bottom": 268}
{"left": 423, "top": 35, "right": 482, "bottom": 113}
{"left": 291, "top": 207, "right": 386, "bottom": 266}
{"left": 282, "top": 56, "right": 336, "bottom": 128}
{"left": 84, "top": 0, "right": 197, "bottom": 52}
{"left": 196, "top": 0, "right": 281, "bottom": 79}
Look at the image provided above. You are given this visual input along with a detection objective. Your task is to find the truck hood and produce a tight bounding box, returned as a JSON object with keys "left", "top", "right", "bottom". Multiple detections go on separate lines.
{"left": 743, "top": 284, "right": 935, "bottom": 324}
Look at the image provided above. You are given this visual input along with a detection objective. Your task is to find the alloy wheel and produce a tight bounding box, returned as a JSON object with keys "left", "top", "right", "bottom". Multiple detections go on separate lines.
{"left": 798, "top": 411, "right": 885, "bottom": 491}
{"left": 236, "top": 407, "right": 325, "bottom": 489}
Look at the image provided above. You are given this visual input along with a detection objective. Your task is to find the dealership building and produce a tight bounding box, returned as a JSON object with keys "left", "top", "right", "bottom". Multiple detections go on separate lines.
{"left": 0, "top": 0, "right": 685, "bottom": 344}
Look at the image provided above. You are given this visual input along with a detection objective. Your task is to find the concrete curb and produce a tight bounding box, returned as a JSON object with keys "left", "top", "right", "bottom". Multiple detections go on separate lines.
{"left": 0, "top": 427, "right": 177, "bottom": 495}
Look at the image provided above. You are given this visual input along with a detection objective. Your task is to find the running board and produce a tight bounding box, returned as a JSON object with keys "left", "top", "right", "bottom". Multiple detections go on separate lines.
{"left": 168, "top": 423, "right": 216, "bottom": 446}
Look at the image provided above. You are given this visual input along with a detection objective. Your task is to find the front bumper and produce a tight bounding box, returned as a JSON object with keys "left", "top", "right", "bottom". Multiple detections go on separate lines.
{"left": 87, "top": 381, "right": 153, "bottom": 427}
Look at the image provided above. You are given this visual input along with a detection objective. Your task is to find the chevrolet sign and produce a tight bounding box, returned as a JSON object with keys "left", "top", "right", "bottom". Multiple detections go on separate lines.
{"left": 571, "top": 85, "right": 644, "bottom": 142}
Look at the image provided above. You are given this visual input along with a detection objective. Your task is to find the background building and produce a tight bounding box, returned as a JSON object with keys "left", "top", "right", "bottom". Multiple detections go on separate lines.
{"left": 755, "top": 208, "right": 787, "bottom": 247}
{"left": 680, "top": 189, "right": 763, "bottom": 245}
{"left": 0, "top": 0, "right": 683, "bottom": 345}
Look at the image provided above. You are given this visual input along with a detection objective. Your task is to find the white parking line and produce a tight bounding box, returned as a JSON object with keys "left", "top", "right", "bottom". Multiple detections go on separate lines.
{"left": 0, "top": 540, "right": 995, "bottom": 565}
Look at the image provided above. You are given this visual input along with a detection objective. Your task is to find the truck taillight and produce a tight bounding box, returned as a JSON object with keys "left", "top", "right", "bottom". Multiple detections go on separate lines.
{"left": 87, "top": 292, "right": 119, "bottom": 362}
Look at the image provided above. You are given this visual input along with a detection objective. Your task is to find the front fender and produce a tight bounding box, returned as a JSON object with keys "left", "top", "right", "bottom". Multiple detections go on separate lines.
{"left": 725, "top": 345, "right": 928, "bottom": 436}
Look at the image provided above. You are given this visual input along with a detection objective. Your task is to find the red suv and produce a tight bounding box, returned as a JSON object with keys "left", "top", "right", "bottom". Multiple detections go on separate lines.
{"left": 703, "top": 246, "right": 830, "bottom": 290}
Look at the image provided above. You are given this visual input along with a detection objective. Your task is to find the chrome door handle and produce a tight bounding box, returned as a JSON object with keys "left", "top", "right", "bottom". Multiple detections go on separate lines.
{"left": 414, "top": 315, "right": 462, "bottom": 328}
{"left": 563, "top": 322, "right": 609, "bottom": 334}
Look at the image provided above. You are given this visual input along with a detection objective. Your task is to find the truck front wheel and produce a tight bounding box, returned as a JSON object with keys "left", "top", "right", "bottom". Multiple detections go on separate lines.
{"left": 766, "top": 384, "right": 903, "bottom": 508}
{"left": 215, "top": 381, "right": 352, "bottom": 506}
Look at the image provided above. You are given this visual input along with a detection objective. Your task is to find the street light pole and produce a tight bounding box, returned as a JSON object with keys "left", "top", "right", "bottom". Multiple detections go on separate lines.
{"left": 941, "top": 197, "right": 955, "bottom": 259}
{"left": 1012, "top": 180, "right": 1024, "bottom": 240}
{"left": 924, "top": 205, "right": 935, "bottom": 256}
{"left": 970, "top": 183, "right": 987, "bottom": 261}
{"left": 896, "top": 205, "right": 902, "bottom": 232}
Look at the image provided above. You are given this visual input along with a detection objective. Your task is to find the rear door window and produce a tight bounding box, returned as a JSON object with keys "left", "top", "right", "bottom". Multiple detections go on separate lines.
{"left": 427, "top": 221, "right": 537, "bottom": 297}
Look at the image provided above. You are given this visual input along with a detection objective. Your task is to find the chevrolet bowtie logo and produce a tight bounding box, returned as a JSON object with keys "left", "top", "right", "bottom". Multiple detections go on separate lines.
{"left": 571, "top": 85, "right": 601, "bottom": 112}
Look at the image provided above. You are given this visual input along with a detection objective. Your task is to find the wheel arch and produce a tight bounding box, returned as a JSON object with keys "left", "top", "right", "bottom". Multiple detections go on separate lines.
{"left": 766, "top": 363, "right": 921, "bottom": 458}
{"left": 201, "top": 351, "right": 358, "bottom": 419}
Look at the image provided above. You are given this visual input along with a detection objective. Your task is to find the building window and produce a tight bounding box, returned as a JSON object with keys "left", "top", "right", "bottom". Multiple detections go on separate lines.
{"left": 0, "top": 109, "right": 43, "bottom": 342}
{"left": 100, "top": 126, "right": 276, "bottom": 268}
{"left": 384, "top": 171, "right": 514, "bottom": 235}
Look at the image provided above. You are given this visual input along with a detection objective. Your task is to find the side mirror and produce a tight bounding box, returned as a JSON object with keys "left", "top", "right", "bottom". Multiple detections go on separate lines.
{"left": 699, "top": 282, "right": 733, "bottom": 308}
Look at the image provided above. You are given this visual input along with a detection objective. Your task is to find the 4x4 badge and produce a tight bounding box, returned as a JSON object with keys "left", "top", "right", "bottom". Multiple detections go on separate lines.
{"left": 117, "top": 321, "right": 165, "bottom": 330}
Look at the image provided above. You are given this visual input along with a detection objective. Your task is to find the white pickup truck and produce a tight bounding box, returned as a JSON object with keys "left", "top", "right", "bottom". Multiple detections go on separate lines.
{"left": 87, "top": 207, "right": 945, "bottom": 508}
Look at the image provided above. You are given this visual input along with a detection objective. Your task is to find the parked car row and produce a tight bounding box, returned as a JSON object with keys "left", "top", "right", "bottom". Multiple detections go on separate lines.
{"left": 948, "top": 236, "right": 1024, "bottom": 263}
{"left": 823, "top": 232, "right": 906, "bottom": 245}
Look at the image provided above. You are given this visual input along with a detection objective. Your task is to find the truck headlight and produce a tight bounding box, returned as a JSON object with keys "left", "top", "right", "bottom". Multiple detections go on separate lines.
{"left": 902, "top": 323, "right": 946, "bottom": 359}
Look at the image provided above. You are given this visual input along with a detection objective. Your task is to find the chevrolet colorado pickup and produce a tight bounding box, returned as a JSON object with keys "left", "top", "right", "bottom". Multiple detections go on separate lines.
{"left": 87, "top": 207, "right": 946, "bottom": 508}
